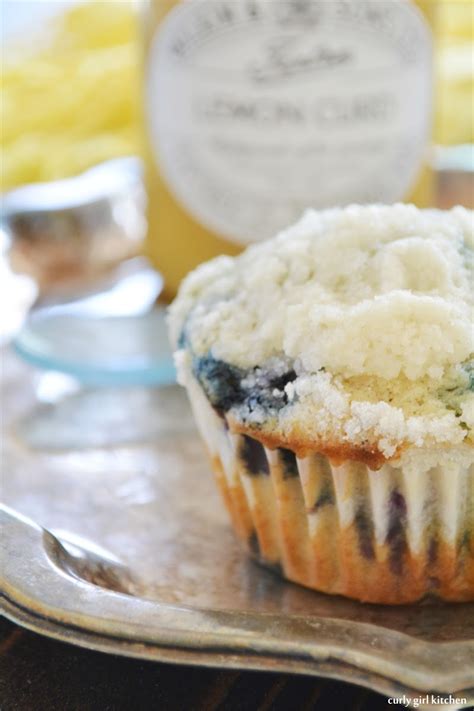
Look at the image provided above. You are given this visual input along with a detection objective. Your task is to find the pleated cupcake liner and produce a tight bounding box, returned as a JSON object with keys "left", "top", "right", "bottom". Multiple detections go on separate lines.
{"left": 185, "top": 374, "right": 474, "bottom": 604}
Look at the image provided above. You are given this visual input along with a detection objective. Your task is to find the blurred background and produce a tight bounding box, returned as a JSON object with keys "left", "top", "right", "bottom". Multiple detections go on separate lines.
{"left": 1, "top": 0, "right": 472, "bottom": 191}
{"left": 2, "top": 0, "right": 141, "bottom": 189}
{"left": 0, "top": 0, "right": 473, "bottom": 371}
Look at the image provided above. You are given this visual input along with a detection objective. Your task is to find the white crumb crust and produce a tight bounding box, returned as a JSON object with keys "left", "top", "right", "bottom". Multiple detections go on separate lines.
{"left": 170, "top": 205, "right": 474, "bottom": 454}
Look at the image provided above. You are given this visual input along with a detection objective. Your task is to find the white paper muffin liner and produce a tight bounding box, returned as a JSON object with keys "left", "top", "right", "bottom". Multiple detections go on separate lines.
{"left": 185, "top": 374, "right": 474, "bottom": 604}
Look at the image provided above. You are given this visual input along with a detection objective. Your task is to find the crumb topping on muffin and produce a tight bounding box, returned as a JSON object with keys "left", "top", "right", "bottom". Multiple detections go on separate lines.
{"left": 169, "top": 204, "right": 474, "bottom": 460}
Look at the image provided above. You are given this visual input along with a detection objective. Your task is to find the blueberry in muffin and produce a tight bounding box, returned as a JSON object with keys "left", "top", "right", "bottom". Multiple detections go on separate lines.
{"left": 169, "top": 204, "right": 474, "bottom": 604}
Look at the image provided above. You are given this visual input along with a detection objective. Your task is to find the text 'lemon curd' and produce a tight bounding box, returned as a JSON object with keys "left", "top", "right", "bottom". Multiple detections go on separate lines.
{"left": 143, "top": 0, "right": 438, "bottom": 299}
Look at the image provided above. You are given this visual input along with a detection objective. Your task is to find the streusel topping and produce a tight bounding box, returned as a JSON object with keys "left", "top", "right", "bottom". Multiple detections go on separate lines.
{"left": 170, "top": 204, "right": 473, "bottom": 458}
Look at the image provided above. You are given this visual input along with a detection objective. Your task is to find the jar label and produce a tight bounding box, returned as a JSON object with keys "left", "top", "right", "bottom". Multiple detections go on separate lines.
{"left": 147, "top": 0, "right": 432, "bottom": 244}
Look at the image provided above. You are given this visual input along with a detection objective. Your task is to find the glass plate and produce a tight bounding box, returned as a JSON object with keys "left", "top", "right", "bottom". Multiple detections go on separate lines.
{"left": 13, "top": 260, "right": 176, "bottom": 386}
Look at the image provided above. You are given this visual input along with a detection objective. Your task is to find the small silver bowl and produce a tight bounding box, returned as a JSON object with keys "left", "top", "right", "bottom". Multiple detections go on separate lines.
{"left": 1, "top": 156, "right": 146, "bottom": 296}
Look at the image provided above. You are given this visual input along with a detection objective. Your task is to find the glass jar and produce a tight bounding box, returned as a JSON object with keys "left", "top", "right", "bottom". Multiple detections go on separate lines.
{"left": 143, "top": 0, "right": 437, "bottom": 299}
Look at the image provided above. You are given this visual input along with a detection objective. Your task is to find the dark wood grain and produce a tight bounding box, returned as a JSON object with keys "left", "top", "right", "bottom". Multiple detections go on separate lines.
{"left": 0, "top": 617, "right": 392, "bottom": 711}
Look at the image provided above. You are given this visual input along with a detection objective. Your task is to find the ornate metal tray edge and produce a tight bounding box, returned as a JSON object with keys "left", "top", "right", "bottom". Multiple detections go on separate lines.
{"left": 1, "top": 506, "right": 473, "bottom": 710}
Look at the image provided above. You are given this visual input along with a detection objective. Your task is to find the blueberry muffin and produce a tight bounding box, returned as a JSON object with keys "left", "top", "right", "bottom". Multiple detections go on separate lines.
{"left": 169, "top": 204, "right": 474, "bottom": 604}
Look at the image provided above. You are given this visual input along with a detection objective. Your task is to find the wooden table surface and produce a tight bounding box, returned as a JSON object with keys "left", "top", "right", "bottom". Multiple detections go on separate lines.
{"left": 1, "top": 616, "right": 394, "bottom": 711}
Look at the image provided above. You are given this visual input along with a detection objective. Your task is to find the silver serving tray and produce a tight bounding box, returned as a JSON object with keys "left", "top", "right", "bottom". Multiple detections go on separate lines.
{"left": 1, "top": 352, "right": 473, "bottom": 710}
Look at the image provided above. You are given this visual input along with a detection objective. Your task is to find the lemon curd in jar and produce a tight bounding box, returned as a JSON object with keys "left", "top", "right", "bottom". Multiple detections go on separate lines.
{"left": 143, "top": 0, "right": 436, "bottom": 299}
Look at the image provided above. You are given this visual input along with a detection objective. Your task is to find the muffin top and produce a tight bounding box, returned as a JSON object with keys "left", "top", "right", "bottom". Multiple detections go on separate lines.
{"left": 169, "top": 204, "right": 474, "bottom": 465}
